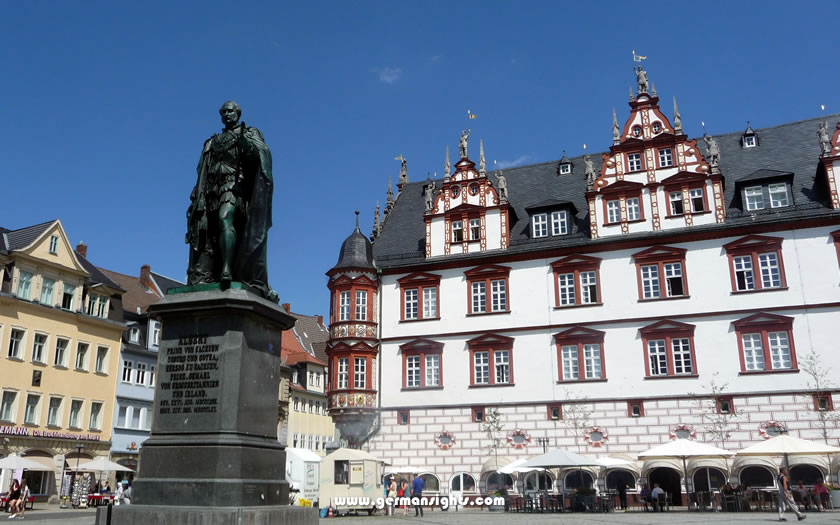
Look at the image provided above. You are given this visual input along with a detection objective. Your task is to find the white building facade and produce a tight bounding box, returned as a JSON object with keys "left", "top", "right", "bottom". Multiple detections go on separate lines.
{"left": 326, "top": 70, "right": 840, "bottom": 500}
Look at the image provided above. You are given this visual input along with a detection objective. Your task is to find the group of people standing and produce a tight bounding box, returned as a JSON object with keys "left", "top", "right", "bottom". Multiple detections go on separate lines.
{"left": 4, "top": 479, "right": 29, "bottom": 519}
{"left": 384, "top": 475, "right": 425, "bottom": 517}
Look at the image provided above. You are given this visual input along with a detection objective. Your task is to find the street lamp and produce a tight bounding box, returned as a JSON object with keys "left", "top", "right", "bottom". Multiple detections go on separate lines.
{"left": 536, "top": 437, "right": 549, "bottom": 453}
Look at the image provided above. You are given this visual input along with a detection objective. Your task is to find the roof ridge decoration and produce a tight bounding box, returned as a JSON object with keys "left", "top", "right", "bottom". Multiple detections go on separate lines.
{"left": 444, "top": 145, "right": 451, "bottom": 181}
{"left": 479, "top": 139, "right": 486, "bottom": 175}
{"left": 612, "top": 109, "right": 620, "bottom": 145}
{"left": 385, "top": 176, "right": 394, "bottom": 215}
{"left": 371, "top": 201, "right": 381, "bottom": 241}
{"left": 396, "top": 154, "right": 408, "bottom": 187}
{"left": 673, "top": 97, "right": 683, "bottom": 134}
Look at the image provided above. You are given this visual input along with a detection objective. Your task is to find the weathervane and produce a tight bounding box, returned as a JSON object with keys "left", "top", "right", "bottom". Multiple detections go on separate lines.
{"left": 467, "top": 109, "right": 477, "bottom": 120}
{"left": 632, "top": 50, "right": 647, "bottom": 63}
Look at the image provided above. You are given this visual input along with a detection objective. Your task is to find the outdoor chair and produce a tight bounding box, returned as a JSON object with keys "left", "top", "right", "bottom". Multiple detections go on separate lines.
{"left": 723, "top": 493, "right": 737, "bottom": 512}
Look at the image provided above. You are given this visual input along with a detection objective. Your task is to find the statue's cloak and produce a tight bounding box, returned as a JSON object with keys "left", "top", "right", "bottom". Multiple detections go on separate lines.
{"left": 189, "top": 125, "right": 274, "bottom": 299}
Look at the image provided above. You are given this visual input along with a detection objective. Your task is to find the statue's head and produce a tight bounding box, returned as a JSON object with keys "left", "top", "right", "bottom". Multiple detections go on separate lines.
{"left": 219, "top": 101, "right": 242, "bottom": 128}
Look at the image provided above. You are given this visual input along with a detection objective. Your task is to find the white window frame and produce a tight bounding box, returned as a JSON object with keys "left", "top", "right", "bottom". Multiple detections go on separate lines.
{"left": 355, "top": 290, "right": 367, "bottom": 321}
{"left": 669, "top": 191, "right": 684, "bottom": 215}
{"left": 607, "top": 200, "right": 620, "bottom": 223}
{"left": 490, "top": 279, "right": 506, "bottom": 312}
{"left": 148, "top": 365, "right": 156, "bottom": 387}
{"left": 75, "top": 342, "right": 89, "bottom": 370}
{"left": 422, "top": 287, "right": 437, "bottom": 318}
{"left": 136, "top": 362, "right": 147, "bottom": 385}
{"left": 406, "top": 355, "right": 420, "bottom": 388}
{"left": 425, "top": 354, "right": 440, "bottom": 387}
{"left": 641, "top": 265, "right": 660, "bottom": 299}
{"left": 452, "top": 220, "right": 463, "bottom": 242}
{"left": 648, "top": 340, "right": 668, "bottom": 376}
{"left": 557, "top": 273, "right": 575, "bottom": 306}
{"left": 672, "top": 338, "right": 693, "bottom": 375}
{"left": 658, "top": 148, "right": 673, "bottom": 167}
{"left": 17, "top": 270, "right": 33, "bottom": 300}
{"left": 8, "top": 328, "right": 25, "bottom": 360}
{"left": 40, "top": 277, "right": 56, "bottom": 305}
{"left": 32, "top": 333, "right": 48, "bottom": 364}
{"left": 89, "top": 401, "right": 103, "bottom": 430}
{"left": 129, "top": 327, "right": 140, "bottom": 344}
{"left": 469, "top": 218, "right": 481, "bottom": 241}
{"left": 68, "top": 399, "right": 83, "bottom": 429}
{"left": 532, "top": 213, "right": 548, "bottom": 238}
{"left": 47, "top": 396, "right": 63, "bottom": 427}
{"left": 337, "top": 358, "right": 348, "bottom": 389}
{"left": 151, "top": 321, "right": 161, "bottom": 346}
{"left": 768, "top": 331, "right": 792, "bottom": 369}
{"left": 49, "top": 235, "right": 59, "bottom": 254}
{"left": 471, "top": 281, "right": 486, "bottom": 313}
{"left": 580, "top": 271, "right": 598, "bottom": 304}
{"left": 122, "top": 360, "right": 133, "bottom": 383}
{"left": 338, "top": 291, "right": 350, "bottom": 321}
{"left": 561, "top": 345, "right": 579, "bottom": 380}
{"left": 768, "top": 183, "right": 789, "bottom": 208}
{"left": 0, "top": 390, "right": 18, "bottom": 422}
{"left": 24, "top": 393, "right": 41, "bottom": 425}
{"left": 627, "top": 153, "right": 642, "bottom": 172}
{"left": 664, "top": 262, "right": 685, "bottom": 297}
{"left": 758, "top": 253, "right": 782, "bottom": 288}
{"left": 473, "top": 351, "right": 489, "bottom": 384}
{"left": 689, "top": 188, "right": 704, "bottom": 213}
{"left": 626, "top": 197, "right": 641, "bottom": 221}
{"left": 54, "top": 337, "right": 69, "bottom": 367}
{"left": 404, "top": 289, "right": 418, "bottom": 320}
{"left": 61, "top": 283, "right": 75, "bottom": 310}
{"left": 733, "top": 255, "right": 755, "bottom": 291}
{"left": 743, "top": 135, "right": 756, "bottom": 148}
{"left": 494, "top": 350, "right": 511, "bottom": 384}
{"left": 583, "top": 344, "right": 602, "bottom": 379}
{"left": 559, "top": 163, "right": 571, "bottom": 175}
{"left": 551, "top": 211, "right": 568, "bottom": 235}
{"left": 745, "top": 186, "right": 764, "bottom": 211}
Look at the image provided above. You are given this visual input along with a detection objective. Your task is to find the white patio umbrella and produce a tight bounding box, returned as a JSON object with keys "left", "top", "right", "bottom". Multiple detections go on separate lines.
{"left": 499, "top": 458, "right": 545, "bottom": 474}
{"left": 0, "top": 454, "right": 53, "bottom": 471}
{"left": 737, "top": 435, "right": 840, "bottom": 470}
{"left": 73, "top": 457, "right": 134, "bottom": 472}
{"left": 520, "top": 449, "right": 602, "bottom": 493}
{"left": 594, "top": 457, "right": 636, "bottom": 468}
{"left": 638, "top": 439, "right": 733, "bottom": 495}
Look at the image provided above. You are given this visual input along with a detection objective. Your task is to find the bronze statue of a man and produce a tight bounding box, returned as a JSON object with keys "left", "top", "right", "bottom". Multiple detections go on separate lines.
{"left": 186, "top": 101, "right": 277, "bottom": 301}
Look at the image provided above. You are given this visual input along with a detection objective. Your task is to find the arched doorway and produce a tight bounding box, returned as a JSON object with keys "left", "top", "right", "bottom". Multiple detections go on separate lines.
{"left": 522, "top": 471, "right": 553, "bottom": 493}
{"left": 481, "top": 471, "right": 513, "bottom": 493}
{"left": 648, "top": 467, "right": 681, "bottom": 500}
{"left": 790, "top": 464, "right": 822, "bottom": 485}
{"left": 739, "top": 465, "right": 775, "bottom": 487}
{"left": 606, "top": 469, "right": 637, "bottom": 490}
{"left": 564, "top": 470, "right": 594, "bottom": 491}
{"left": 692, "top": 467, "right": 726, "bottom": 493}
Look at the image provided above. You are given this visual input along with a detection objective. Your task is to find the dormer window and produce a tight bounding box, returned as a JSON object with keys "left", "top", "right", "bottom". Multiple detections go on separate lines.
{"left": 533, "top": 214, "right": 548, "bottom": 238}
{"left": 49, "top": 235, "right": 59, "bottom": 255}
{"left": 627, "top": 153, "right": 642, "bottom": 172}
{"left": 551, "top": 211, "right": 568, "bottom": 235}
{"left": 744, "top": 186, "right": 764, "bottom": 211}
{"left": 129, "top": 327, "right": 140, "bottom": 344}
{"left": 559, "top": 163, "right": 571, "bottom": 175}
{"left": 743, "top": 135, "right": 756, "bottom": 148}
{"left": 742, "top": 123, "right": 758, "bottom": 148}
{"left": 768, "top": 183, "right": 790, "bottom": 208}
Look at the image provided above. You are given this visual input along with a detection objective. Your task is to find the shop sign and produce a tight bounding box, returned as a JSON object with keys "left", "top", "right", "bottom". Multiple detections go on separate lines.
{"left": 0, "top": 426, "right": 100, "bottom": 441}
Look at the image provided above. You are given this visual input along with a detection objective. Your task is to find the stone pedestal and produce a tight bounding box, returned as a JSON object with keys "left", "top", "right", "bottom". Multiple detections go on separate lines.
{"left": 96, "top": 288, "right": 317, "bottom": 524}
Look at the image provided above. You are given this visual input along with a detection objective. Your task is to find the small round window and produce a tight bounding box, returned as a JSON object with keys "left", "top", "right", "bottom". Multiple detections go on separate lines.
{"left": 438, "top": 434, "right": 452, "bottom": 445}
{"left": 765, "top": 425, "right": 784, "bottom": 437}
{"left": 633, "top": 126, "right": 642, "bottom": 137}
{"left": 674, "top": 429, "right": 692, "bottom": 439}
{"left": 589, "top": 431, "right": 604, "bottom": 442}
{"left": 469, "top": 184, "right": 479, "bottom": 195}
{"left": 512, "top": 434, "right": 526, "bottom": 444}
{"left": 451, "top": 186, "right": 460, "bottom": 198}
{"left": 652, "top": 122, "right": 662, "bottom": 133}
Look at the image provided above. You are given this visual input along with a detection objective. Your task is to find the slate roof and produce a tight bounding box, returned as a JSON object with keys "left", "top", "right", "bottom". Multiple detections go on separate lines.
{"left": 74, "top": 249, "right": 123, "bottom": 291}
{"left": 332, "top": 227, "right": 375, "bottom": 271}
{"left": 98, "top": 268, "right": 163, "bottom": 314}
{"left": 2, "top": 220, "right": 55, "bottom": 252}
{"left": 735, "top": 169, "right": 793, "bottom": 183}
{"left": 289, "top": 311, "right": 330, "bottom": 364}
{"left": 373, "top": 114, "right": 840, "bottom": 268}
{"left": 150, "top": 271, "right": 184, "bottom": 294}
{"left": 0, "top": 227, "right": 9, "bottom": 253}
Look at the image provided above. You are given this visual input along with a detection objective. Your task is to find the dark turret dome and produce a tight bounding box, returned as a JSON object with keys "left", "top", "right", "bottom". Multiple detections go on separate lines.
{"left": 332, "top": 212, "right": 375, "bottom": 271}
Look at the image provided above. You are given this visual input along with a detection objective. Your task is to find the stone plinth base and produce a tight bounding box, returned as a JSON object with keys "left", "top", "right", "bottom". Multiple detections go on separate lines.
{"left": 95, "top": 504, "right": 318, "bottom": 525}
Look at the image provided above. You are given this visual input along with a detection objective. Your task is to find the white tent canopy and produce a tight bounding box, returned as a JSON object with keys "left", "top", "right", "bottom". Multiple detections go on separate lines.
{"left": 638, "top": 439, "right": 734, "bottom": 461}
{"left": 286, "top": 447, "right": 322, "bottom": 463}
{"left": 737, "top": 435, "right": 840, "bottom": 457}
{"left": 595, "top": 457, "right": 636, "bottom": 468}
{"left": 499, "top": 458, "right": 545, "bottom": 474}
{"left": 520, "top": 449, "right": 601, "bottom": 469}
{"left": 0, "top": 454, "right": 53, "bottom": 471}
{"left": 72, "top": 457, "right": 134, "bottom": 472}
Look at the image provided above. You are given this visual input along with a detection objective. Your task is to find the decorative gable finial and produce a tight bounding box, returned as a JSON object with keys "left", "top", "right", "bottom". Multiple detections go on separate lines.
{"left": 495, "top": 170, "right": 508, "bottom": 202}
{"left": 459, "top": 129, "right": 471, "bottom": 159}
{"left": 424, "top": 179, "right": 436, "bottom": 213}
{"left": 395, "top": 154, "right": 408, "bottom": 185}
{"left": 354, "top": 210, "right": 360, "bottom": 231}
{"left": 703, "top": 134, "right": 721, "bottom": 172}
{"left": 479, "top": 139, "right": 486, "bottom": 175}
{"left": 371, "top": 202, "right": 381, "bottom": 241}
{"left": 673, "top": 97, "right": 683, "bottom": 134}
{"left": 629, "top": 86, "right": 634, "bottom": 101}
{"left": 385, "top": 176, "right": 394, "bottom": 215}
{"left": 584, "top": 154, "right": 596, "bottom": 190}
{"left": 612, "top": 108, "right": 620, "bottom": 145}
{"left": 651, "top": 82, "right": 657, "bottom": 97}
{"left": 635, "top": 66, "right": 649, "bottom": 94}
{"left": 444, "top": 145, "right": 451, "bottom": 180}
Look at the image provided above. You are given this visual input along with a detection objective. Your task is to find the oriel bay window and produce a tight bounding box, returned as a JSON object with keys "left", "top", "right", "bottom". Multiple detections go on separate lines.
{"left": 551, "top": 255, "right": 602, "bottom": 307}
{"left": 331, "top": 345, "right": 374, "bottom": 390}
{"left": 553, "top": 327, "right": 606, "bottom": 382}
{"left": 640, "top": 320, "right": 698, "bottom": 378}
{"left": 400, "top": 339, "right": 443, "bottom": 389}
{"left": 723, "top": 235, "right": 786, "bottom": 292}
{"left": 467, "top": 334, "right": 514, "bottom": 387}
{"left": 633, "top": 246, "right": 688, "bottom": 300}
{"left": 733, "top": 313, "right": 797, "bottom": 373}
{"left": 329, "top": 275, "right": 376, "bottom": 323}
{"left": 398, "top": 273, "right": 441, "bottom": 321}
{"left": 465, "top": 265, "right": 510, "bottom": 315}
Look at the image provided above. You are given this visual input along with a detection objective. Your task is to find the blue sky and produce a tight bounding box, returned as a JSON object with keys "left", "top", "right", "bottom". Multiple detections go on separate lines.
{"left": 2, "top": 1, "right": 837, "bottom": 317}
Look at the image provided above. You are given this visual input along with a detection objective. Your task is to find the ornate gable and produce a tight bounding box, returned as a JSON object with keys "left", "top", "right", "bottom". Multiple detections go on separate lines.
{"left": 554, "top": 326, "right": 605, "bottom": 342}
{"left": 466, "top": 333, "right": 514, "bottom": 347}
{"left": 639, "top": 319, "right": 696, "bottom": 335}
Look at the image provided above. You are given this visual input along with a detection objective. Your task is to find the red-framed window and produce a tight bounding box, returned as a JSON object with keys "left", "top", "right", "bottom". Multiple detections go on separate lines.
{"left": 627, "top": 400, "right": 645, "bottom": 417}
{"left": 329, "top": 343, "right": 375, "bottom": 391}
{"left": 600, "top": 181, "right": 645, "bottom": 225}
{"left": 732, "top": 313, "right": 797, "bottom": 373}
{"left": 639, "top": 320, "right": 698, "bottom": 378}
{"left": 633, "top": 246, "right": 689, "bottom": 300}
{"left": 397, "top": 410, "right": 410, "bottom": 425}
{"left": 716, "top": 397, "right": 734, "bottom": 414}
{"left": 551, "top": 255, "right": 602, "bottom": 308}
{"left": 465, "top": 265, "right": 511, "bottom": 315}
{"left": 329, "top": 275, "right": 376, "bottom": 323}
{"left": 831, "top": 230, "right": 840, "bottom": 266}
{"left": 661, "top": 173, "right": 710, "bottom": 216}
{"left": 472, "top": 406, "right": 486, "bottom": 422}
{"left": 400, "top": 339, "right": 443, "bottom": 390}
{"left": 467, "top": 334, "right": 514, "bottom": 387}
{"left": 813, "top": 393, "right": 834, "bottom": 412}
{"left": 398, "top": 273, "right": 441, "bottom": 321}
{"left": 626, "top": 151, "right": 644, "bottom": 172}
{"left": 448, "top": 209, "right": 483, "bottom": 244}
{"left": 547, "top": 404, "right": 562, "bottom": 420}
{"left": 723, "top": 235, "right": 787, "bottom": 293}
{"left": 553, "top": 327, "right": 606, "bottom": 382}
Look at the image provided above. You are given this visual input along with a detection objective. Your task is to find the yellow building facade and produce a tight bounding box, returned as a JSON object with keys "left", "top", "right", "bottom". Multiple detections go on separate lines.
{"left": 0, "top": 220, "right": 124, "bottom": 501}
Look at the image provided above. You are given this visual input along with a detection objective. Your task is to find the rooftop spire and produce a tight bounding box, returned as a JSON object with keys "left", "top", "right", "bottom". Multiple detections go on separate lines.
{"left": 612, "top": 108, "right": 620, "bottom": 145}
{"left": 371, "top": 202, "right": 380, "bottom": 241}
{"left": 479, "top": 139, "right": 486, "bottom": 175}
{"left": 355, "top": 210, "right": 360, "bottom": 231}
{"left": 651, "top": 82, "right": 657, "bottom": 97}
{"left": 673, "top": 97, "right": 683, "bottom": 134}
{"left": 444, "top": 145, "right": 451, "bottom": 180}
{"left": 385, "top": 177, "right": 394, "bottom": 215}
{"left": 629, "top": 86, "right": 634, "bottom": 102}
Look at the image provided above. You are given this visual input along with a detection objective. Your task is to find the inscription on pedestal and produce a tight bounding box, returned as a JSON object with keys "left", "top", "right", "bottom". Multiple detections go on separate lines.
{"left": 158, "top": 334, "right": 220, "bottom": 416}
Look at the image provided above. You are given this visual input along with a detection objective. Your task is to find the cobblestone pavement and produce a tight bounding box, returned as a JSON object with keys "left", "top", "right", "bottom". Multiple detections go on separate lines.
{"left": 321, "top": 509, "right": 840, "bottom": 524}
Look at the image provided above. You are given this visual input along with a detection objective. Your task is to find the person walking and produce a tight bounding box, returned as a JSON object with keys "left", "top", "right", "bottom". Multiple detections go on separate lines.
{"left": 777, "top": 467, "right": 806, "bottom": 521}
{"left": 386, "top": 476, "right": 397, "bottom": 516}
{"left": 616, "top": 481, "right": 627, "bottom": 511}
{"left": 14, "top": 480, "right": 30, "bottom": 519}
{"left": 401, "top": 480, "right": 411, "bottom": 516}
{"left": 412, "top": 474, "right": 425, "bottom": 516}
{"left": 7, "top": 479, "right": 21, "bottom": 518}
